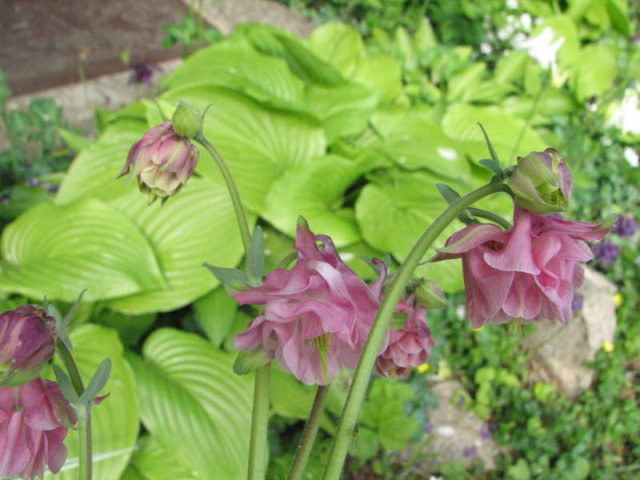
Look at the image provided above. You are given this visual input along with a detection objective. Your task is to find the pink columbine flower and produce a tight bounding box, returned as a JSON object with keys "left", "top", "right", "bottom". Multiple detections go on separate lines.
{"left": 0, "top": 306, "right": 56, "bottom": 386}
{"left": 234, "top": 219, "right": 386, "bottom": 385}
{"left": 0, "top": 378, "right": 77, "bottom": 479}
{"left": 376, "top": 295, "right": 435, "bottom": 379}
{"left": 435, "top": 208, "right": 612, "bottom": 328}
{"left": 118, "top": 121, "right": 199, "bottom": 202}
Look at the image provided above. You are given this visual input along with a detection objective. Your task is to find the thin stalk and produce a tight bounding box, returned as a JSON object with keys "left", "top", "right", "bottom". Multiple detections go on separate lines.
{"left": 56, "top": 341, "right": 92, "bottom": 480}
{"left": 248, "top": 365, "right": 271, "bottom": 480}
{"left": 322, "top": 182, "right": 509, "bottom": 480}
{"left": 467, "top": 207, "right": 512, "bottom": 230}
{"left": 197, "top": 133, "right": 269, "bottom": 480}
{"left": 286, "top": 385, "right": 331, "bottom": 480}
{"left": 195, "top": 135, "right": 252, "bottom": 251}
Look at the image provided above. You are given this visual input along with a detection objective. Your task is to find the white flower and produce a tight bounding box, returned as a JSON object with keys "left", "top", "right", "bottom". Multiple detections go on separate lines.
{"left": 520, "top": 13, "right": 533, "bottom": 31}
{"left": 506, "top": 0, "right": 519, "bottom": 9}
{"left": 516, "top": 27, "right": 565, "bottom": 70}
{"left": 608, "top": 87, "right": 640, "bottom": 135}
{"left": 480, "top": 42, "right": 493, "bottom": 55}
{"left": 624, "top": 147, "right": 639, "bottom": 167}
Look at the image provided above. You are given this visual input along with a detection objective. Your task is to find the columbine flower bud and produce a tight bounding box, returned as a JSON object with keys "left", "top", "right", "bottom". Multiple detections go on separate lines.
{"left": 118, "top": 121, "right": 199, "bottom": 203}
{"left": 507, "top": 148, "right": 573, "bottom": 214}
{"left": 171, "top": 102, "right": 203, "bottom": 139}
{"left": 0, "top": 306, "right": 56, "bottom": 386}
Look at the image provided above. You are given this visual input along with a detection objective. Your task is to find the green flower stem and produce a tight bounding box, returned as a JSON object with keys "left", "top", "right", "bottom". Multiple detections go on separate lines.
{"left": 248, "top": 365, "right": 271, "bottom": 480}
{"left": 195, "top": 134, "right": 252, "bottom": 251}
{"left": 286, "top": 385, "right": 331, "bottom": 480}
{"left": 56, "top": 341, "right": 92, "bottom": 480}
{"left": 196, "top": 133, "right": 270, "bottom": 480}
{"left": 322, "top": 182, "right": 509, "bottom": 480}
{"left": 467, "top": 207, "right": 512, "bottom": 230}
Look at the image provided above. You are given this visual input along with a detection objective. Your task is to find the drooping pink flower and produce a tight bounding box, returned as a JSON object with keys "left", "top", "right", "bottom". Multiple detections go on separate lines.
{"left": 118, "top": 121, "right": 199, "bottom": 202}
{"left": 0, "top": 306, "right": 56, "bottom": 386}
{"left": 376, "top": 295, "right": 435, "bottom": 379}
{"left": 435, "top": 208, "right": 612, "bottom": 328}
{"left": 0, "top": 378, "right": 77, "bottom": 479}
{"left": 234, "top": 219, "right": 386, "bottom": 385}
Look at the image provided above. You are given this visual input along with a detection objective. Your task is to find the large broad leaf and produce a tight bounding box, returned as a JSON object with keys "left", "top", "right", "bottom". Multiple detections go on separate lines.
{"left": 123, "top": 435, "right": 196, "bottom": 480}
{"left": 442, "top": 104, "right": 547, "bottom": 165}
{"left": 367, "top": 107, "right": 469, "bottom": 180}
{"left": 105, "top": 176, "right": 253, "bottom": 314}
{"left": 160, "top": 85, "right": 327, "bottom": 213}
{"left": 45, "top": 325, "right": 138, "bottom": 480}
{"left": 569, "top": 44, "right": 617, "bottom": 102}
{"left": 128, "top": 328, "right": 254, "bottom": 479}
{"left": 309, "top": 23, "right": 364, "bottom": 78}
{"left": 355, "top": 170, "right": 467, "bottom": 292}
{"left": 350, "top": 53, "right": 404, "bottom": 104}
{"left": 263, "top": 155, "right": 363, "bottom": 247}
{"left": 0, "top": 198, "right": 165, "bottom": 302}
{"left": 161, "top": 39, "right": 306, "bottom": 111}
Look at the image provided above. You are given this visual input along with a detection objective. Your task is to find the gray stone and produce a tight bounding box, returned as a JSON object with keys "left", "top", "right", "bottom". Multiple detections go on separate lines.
{"left": 185, "top": 0, "right": 315, "bottom": 37}
{"left": 402, "top": 380, "right": 502, "bottom": 473}
{"left": 523, "top": 266, "right": 617, "bottom": 398}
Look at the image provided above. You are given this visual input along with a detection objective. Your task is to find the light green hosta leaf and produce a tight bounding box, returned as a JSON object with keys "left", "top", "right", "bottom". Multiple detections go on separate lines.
{"left": 106, "top": 176, "right": 252, "bottom": 314}
{"left": 0, "top": 198, "right": 165, "bottom": 302}
{"left": 305, "top": 83, "right": 378, "bottom": 142}
{"left": 264, "top": 155, "right": 363, "bottom": 247}
{"left": 161, "top": 39, "right": 305, "bottom": 110}
{"left": 193, "top": 286, "right": 238, "bottom": 348}
{"left": 355, "top": 170, "right": 466, "bottom": 291}
{"left": 309, "top": 23, "right": 364, "bottom": 78}
{"left": 45, "top": 325, "right": 138, "bottom": 480}
{"left": 447, "top": 62, "right": 487, "bottom": 103}
{"left": 160, "top": 85, "right": 327, "bottom": 212}
{"left": 351, "top": 53, "right": 404, "bottom": 104}
{"left": 495, "top": 50, "right": 528, "bottom": 86}
{"left": 569, "top": 44, "right": 617, "bottom": 102}
{"left": 128, "top": 328, "right": 254, "bottom": 479}
{"left": 442, "top": 104, "right": 547, "bottom": 165}
{"left": 56, "top": 121, "right": 149, "bottom": 205}
{"left": 124, "top": 435, "right": 196, "bottom": 480}
{"left": 606, "top": 0, "right": 633, "bottom": 37}
{"left": 367, "top": 108, "right": 469, "bottom": 180}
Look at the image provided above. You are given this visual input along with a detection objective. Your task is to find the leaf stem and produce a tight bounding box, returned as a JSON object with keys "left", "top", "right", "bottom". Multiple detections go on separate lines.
{"left": 56, "top": 340, "right": 92, "bottom": 480}
{"left": 286, "top": 385, "right": 330, "bottom": 480}
{"left": 197, "top": 132, "right": 270, "bottom": 480}
{"left": 195, "top": 134, "right": 252, "bottom": 251}
{"left": 321, "top": 181, "right": 509, "bottom": 480}
{"left": 467, "top": 207, "right": 512, "bottom": 230}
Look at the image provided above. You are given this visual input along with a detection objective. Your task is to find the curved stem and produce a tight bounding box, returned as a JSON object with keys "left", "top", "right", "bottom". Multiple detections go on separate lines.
{"left": 467, "top": 207, "right": 512, "bottom": 230}
{"left": 56, "top": 341, "right": 92, "bottom": 480}
{"left": 322, "top": 182, "right": 509, "bottom": 480}
{"left": 197, "top": 133, "right": 270, "bottom": 480}
{"left": 195, "top": 135, "right": 252, "bottom": 251}
{"left": 287, "top": 385, "right": 331, "bottom": 480}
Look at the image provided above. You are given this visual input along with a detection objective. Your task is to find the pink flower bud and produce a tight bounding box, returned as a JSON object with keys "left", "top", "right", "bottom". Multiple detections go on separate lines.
{"left": 435, "top": 208, "right": 613, "bottom": 328}
{"left": 0, "top": 378, "right": 77, "bottom": 479}
{"left": 0, "top": 306, "right": 56, "bottom": 386}
{"left": 507, "top": 148, "right": 573, "bottom": 214}
{"left": 376, "top": 295, "right": 435, "bottom": 379}
{"left": 119, "top": 121, "right": 199, "bottom": 203}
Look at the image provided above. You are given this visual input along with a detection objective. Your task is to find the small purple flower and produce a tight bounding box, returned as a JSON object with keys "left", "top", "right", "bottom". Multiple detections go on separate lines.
{"left": 424, "top": 422, "right": 434, "bottom": 434}
{"left": 128, "top": 63, "right": 159, "bottom": 86}
{"left": 591, "top": 240, "right": 619, "bottom": 267}
{"left": 463, "top": 446, "right": 477, "bottom": 458}
{"left": 571, "top": 293, "right": 583, "bottom": 313}
{"left": 612, "top": 215, "right": 640, "bottom": 238}
{"left": 480, "top": 423, "right": 491, "bottom": 440}
{"left": 457, "top": 395, "right": 466, "bottom": 407}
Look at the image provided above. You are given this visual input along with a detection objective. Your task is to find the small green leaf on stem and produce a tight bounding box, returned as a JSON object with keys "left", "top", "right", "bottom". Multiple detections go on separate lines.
{"left": 53, "top": 364, "right": 81, "bottom": 405}
{"left": 436, "top": 183, "right": 462, "bottom": 204}
{"left": 477, "top": 123, "right": 501, "bottom": 167}
{"left": 247, "top": 225, "right": 265, "bottom": 285}
{"left": 80, "top": 358, "right": 112, "bottom": 404}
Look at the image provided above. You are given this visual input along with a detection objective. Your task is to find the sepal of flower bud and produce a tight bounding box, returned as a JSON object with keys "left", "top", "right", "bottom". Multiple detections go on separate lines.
{"left": 0, "top": 305, "right": 56, "bottom": 387}
{"left": 415, "top": 280, "right": 448, "bottom": 309}
{"left": 233, "top": 348, "right": 271, "bottom": 375}
{"left": 507, "top": 148, "right": 573, "bottom": 214}
{"left": 171, "top": 101, "right": 203, "bottom": 139}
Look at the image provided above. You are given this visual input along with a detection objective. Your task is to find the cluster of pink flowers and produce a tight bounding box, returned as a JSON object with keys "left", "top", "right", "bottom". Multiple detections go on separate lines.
{"left": 234, "top": 220, "right": 435, "bottom": 385}
{"left": 0, "top": 307, "right": 76, "bottom": 479}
